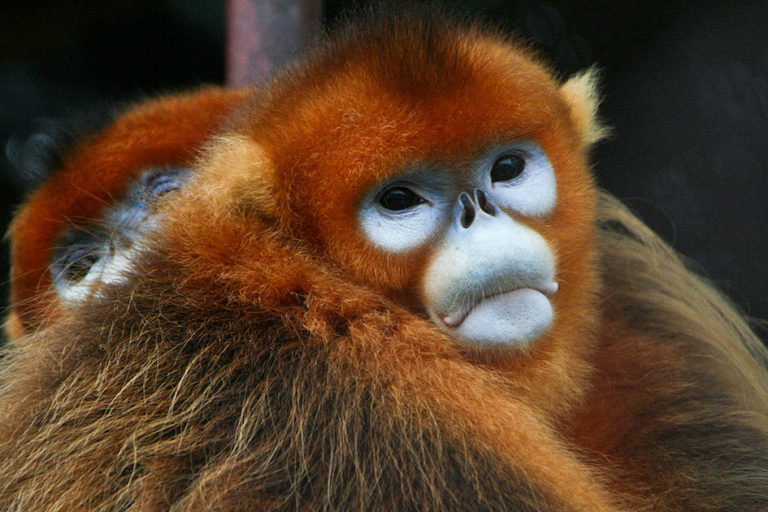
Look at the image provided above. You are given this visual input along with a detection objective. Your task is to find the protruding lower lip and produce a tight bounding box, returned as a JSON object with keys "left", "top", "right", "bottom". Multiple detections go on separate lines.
{"left": 440, "top": 282, "right": 558, "bottom": 328}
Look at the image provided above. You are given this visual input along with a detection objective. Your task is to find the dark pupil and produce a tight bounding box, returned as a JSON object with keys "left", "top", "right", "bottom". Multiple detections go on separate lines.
{"left": 379, "top": 187, "right": 424, "bottom": 211}
{"left": 491, "top": 154, "right": 525, "bottom": 182}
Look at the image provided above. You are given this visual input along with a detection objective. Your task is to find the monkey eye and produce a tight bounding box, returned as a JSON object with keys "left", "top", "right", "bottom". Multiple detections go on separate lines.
{"left": 491, "top": 154, "right": 526, "bottom": 182}
{"left": 379, "top": 186, "right": 426, "bottom": 211}
{"left": 59, "top": 246, "right": 102, "bottom": 282}
{"left": 141, "top": 168, "right": 190, "bottom": 200}
{"left": 147, "top": 174, "right": 183, "bottom": 197}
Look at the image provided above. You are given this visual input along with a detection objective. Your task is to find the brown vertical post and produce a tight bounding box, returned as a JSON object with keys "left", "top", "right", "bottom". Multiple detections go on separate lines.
{"left": 226, "top": 0, "right": 324, "bottom": 87}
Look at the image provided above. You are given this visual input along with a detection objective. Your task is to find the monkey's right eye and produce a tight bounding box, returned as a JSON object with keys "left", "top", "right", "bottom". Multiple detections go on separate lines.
{"left": 379, "top": 187, "right": 426, "bottom": 211}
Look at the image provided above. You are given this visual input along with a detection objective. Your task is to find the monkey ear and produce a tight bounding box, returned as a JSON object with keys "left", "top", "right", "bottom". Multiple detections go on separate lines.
{"left": 6, "top": 87, "right": 247, "bottom": 340}
{"left": 559, "top": 67, "right": 609, "bottom": 147}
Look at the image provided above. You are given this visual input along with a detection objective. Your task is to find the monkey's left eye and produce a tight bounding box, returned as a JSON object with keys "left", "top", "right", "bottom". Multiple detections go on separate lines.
{"left": 491, "top": 154, "right": 525, "bottom": 182}
{"left": 379, "top": 187, "right": 426, "bottom": 211}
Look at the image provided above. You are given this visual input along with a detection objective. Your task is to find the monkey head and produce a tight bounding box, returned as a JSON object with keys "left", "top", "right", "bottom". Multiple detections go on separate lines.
{"left": 174, "top": 19, "right": 607, "bottom": 407}
{"left": 7, "top": 87, "right": 248, "bottom": 340}
{"left": 200, "top": 22, "right": 599, "bottom": 353}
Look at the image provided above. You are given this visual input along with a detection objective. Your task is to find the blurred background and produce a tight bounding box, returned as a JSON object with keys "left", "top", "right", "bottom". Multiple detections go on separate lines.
{"left": 1, "top": 0, "right": 767, "bottom": 342}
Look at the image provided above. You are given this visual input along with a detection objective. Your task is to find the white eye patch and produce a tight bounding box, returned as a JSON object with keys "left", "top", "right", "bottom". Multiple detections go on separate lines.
{"left": 53, "top": 243, "right": 141, "bottom": 303}
{"left": 479, "top": 142, "right": 557, "bottom": 218}
{"left": 358, "top": 170, "right": 454, "bottom": 253}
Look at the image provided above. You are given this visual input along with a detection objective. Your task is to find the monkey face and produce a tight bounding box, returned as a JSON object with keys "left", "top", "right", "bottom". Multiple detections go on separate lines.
{"left": 51, "top": 168, "right": 192, "bottom": 303}
{"left": 359, "top": 143, "right": 559, "bottom": 347}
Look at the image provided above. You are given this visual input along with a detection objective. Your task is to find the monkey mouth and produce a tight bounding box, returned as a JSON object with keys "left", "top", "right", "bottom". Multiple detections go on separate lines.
{"left": 440, "top": 282, "right": 558, "bottom": 329}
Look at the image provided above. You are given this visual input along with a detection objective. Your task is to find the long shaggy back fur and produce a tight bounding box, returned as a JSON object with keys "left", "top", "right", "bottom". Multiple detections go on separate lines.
{"left": 598, "top": 193, "right": 768, "bottom": 405}
{"left": 578, "top": 193, "right": 768, "bottom": 511}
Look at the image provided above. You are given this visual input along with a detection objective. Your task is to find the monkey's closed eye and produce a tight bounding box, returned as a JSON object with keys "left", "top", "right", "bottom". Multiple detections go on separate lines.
{"left": 57, "top": 244, "right": 105, "bottom": 283}
{"left": 491, "top": 154, "right": 525, "bottom": 182}
{"left": 136, "top": 168, "right": 190, "bottom": 208}
{"left": 146, "top": 173, "right": 184, "bottom": 197}
{"left": 51, "top": 231, "right": 113, "bottom": 301}
{"left": 379, "top": 187, "right": 426, "bottom": 211}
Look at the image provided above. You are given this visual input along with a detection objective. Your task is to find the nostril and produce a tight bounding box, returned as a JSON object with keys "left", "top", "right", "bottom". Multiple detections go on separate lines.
{"left": 474, "top": 189, "right": 496, "bottom": 216}
{"left": 460, "top": 193, "right": 475, "bottom": 228}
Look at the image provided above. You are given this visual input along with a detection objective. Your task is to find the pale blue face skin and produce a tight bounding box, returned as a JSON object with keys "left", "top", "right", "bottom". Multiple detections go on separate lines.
{"left": 52, "top": 167, "right": 191, "bottom": 302}
{"left": 358, "top": 141, "right": 558, "bottom": 349}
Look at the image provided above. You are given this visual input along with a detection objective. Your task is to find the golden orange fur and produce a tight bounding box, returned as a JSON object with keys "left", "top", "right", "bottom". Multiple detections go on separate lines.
{"left": 2, "top": 11, "right": 767, "bottom": 512}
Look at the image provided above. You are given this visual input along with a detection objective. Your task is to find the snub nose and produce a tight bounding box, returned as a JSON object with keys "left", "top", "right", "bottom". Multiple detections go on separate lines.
{"left": 458, "top": 190, "right": 498, "bottom": 229}
{"left": 459, "top": 188, "right": 498, "bottom": 229}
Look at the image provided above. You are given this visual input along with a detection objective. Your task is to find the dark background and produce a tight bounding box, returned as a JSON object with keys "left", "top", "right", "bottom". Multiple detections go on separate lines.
{"left": 1, "top": 0, "right": 767, "bottom": 342}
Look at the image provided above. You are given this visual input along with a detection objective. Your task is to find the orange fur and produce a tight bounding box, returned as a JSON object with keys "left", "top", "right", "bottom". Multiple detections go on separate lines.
{"left": 2, "top": 11, "right": 767, "bottom": 512}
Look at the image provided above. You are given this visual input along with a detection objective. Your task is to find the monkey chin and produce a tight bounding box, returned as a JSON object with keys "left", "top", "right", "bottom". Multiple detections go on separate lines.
{"left": 432, "top": 287, "right": 555, "bottom": 350}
